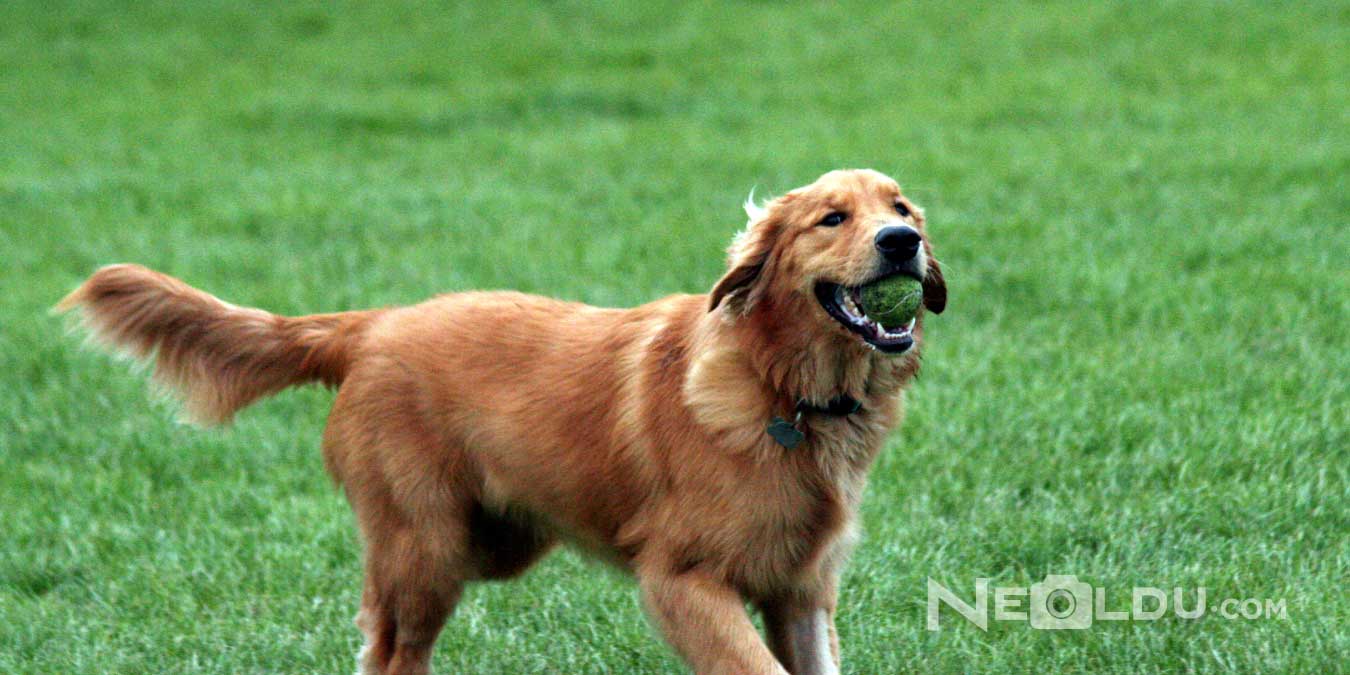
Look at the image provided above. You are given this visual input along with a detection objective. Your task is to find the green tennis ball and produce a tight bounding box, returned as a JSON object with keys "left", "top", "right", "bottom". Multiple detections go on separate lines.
{"left": 860, "top": 275, "right": 923, "bottom": 329}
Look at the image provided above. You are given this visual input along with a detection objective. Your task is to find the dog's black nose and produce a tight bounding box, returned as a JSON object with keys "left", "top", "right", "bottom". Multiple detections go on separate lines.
{"left": 875, "top": 226, "right": 922, "bottom": 263}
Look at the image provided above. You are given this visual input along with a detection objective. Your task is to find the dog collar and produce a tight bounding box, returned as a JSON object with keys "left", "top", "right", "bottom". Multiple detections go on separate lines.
{"left": 799, "top": 394, "right": 863, "bottom": 417}
{"left": 766, "top": 395, "right": 863, "bottom": 449}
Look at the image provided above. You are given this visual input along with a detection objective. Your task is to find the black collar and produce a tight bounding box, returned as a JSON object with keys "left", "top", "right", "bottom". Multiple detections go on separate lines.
{"left": 797, "top": 394, "right": 863, "bottom": 417}
{"left": 766, "top": 394, "right": 863, "bottom": 449}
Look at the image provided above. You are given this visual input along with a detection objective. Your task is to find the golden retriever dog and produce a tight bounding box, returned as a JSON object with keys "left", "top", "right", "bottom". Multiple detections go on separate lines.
{"left": 58, "top": 168, "right": 945, "bottom": 675}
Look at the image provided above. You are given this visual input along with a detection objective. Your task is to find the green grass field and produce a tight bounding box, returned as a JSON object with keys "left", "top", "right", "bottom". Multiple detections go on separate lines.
{"left": 2, "top": 1, "right": 1346, "bottom": 673}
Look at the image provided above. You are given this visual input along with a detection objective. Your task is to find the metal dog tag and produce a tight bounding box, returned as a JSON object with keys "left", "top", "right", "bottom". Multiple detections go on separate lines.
{"left": 766, "top": 417, "right": 805, "bottom": 449}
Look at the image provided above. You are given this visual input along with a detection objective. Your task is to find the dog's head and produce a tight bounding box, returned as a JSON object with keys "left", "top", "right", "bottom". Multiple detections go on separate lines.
{"left": 709, "top": 169, "right": 945, "bottom": 355}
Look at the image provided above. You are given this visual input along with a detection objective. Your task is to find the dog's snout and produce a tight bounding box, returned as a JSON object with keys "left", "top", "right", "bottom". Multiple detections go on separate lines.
{"left": 874, "top": 226, "right": 922, "bottom": 263}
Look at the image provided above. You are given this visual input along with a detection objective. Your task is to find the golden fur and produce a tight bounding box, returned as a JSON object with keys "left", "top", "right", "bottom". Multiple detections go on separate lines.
{"left": 58, "top": 169, "right": 946, "bottom": 675}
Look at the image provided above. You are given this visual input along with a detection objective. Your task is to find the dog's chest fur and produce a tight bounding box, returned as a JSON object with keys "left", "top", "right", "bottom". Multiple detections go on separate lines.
{"left": 724, "top": 443, "right": 872, "bottom": 596}
{"left": 658, "top": 334, "right": 900, "bottom": 594}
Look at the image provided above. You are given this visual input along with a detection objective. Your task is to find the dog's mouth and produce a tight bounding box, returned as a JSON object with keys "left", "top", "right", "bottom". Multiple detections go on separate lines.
{"left": 814, "top": 278, "right": 918, "bottom": 354}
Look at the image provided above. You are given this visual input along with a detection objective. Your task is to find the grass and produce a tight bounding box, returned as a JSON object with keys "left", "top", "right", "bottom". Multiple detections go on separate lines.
{"left": 1, "top": 1, "right": 1346, "bottom": 673}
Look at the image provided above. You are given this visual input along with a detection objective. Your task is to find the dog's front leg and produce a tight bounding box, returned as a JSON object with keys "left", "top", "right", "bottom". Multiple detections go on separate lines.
{"left": 638, "top": 568, "right": 789, "bottom": 675}
{"left": 757, "top": 589, "right": 841, "bottom": 675}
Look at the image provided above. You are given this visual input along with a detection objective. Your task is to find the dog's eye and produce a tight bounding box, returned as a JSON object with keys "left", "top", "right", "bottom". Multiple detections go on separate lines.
{"left": 894, "top": 201, "right": 912, "bottom": 217}
{"left": 818, "top": 212, "right": 848, "bottom": 227}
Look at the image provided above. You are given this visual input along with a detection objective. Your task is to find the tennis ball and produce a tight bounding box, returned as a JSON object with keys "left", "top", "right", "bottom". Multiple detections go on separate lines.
{"left": 860, "top": 275, "right": 923, "bottom": 329}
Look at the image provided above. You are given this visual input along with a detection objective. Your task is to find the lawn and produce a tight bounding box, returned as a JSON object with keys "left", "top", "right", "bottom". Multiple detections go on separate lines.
{"left": 1, "top": 1, "right": 1346, "bottom": 673}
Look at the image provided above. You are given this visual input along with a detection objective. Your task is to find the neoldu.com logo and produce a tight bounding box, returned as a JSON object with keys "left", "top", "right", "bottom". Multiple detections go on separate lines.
{"left": 927, "top": 576, "right": 1287, "bottom": 630}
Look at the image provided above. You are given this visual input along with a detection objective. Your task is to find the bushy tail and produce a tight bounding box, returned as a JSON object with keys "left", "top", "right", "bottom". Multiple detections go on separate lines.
{"left": 56, "top": 264, "right": 382, "bottom": 425}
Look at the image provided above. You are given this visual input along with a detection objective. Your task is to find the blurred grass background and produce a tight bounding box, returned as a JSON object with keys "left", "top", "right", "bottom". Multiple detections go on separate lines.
{"left": 1, "top": 1, "right": 1346, "bottom": 673}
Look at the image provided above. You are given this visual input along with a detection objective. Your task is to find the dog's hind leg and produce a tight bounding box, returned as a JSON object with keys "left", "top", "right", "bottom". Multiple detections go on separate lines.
{"left": 353, "top": 504, "right": 555, "bottom": 675}
{"left": 354, "top": 517, "right": 468, "bottom": 675}
{"left": 328, "top": 364, "right": 481, "bottom": 675}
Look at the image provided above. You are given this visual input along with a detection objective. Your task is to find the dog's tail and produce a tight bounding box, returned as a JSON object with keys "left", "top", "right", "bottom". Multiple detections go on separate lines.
{"left": 56, "top": 264, "right": 383, "bottom": 425}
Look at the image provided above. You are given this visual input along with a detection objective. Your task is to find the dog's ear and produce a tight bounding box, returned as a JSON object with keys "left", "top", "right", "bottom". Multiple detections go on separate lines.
{"left": 708, "top": 216, "right": 781, "bottom": 312}
{"left": 921, "top": 238, "right": 947, "bottom": 314}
